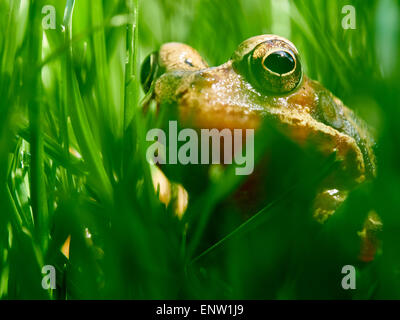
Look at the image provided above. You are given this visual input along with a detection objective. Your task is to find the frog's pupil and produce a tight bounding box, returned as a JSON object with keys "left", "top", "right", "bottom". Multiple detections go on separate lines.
{"left": 263, "top": 51, "right": 295, "bottom": 75}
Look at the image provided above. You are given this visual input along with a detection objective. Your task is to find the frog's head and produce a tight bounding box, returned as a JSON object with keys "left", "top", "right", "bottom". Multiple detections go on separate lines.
{"left": 140, "top": 35, "right": 376, "bottom": 186}
{"left": 231, "top": 35, "right": 303, "bottom": 95}
{"left": 141, "top": 35, "right": 303, "bottom": 97}
{"left": 139, "top": 35, "right": 307, "bottom": 131}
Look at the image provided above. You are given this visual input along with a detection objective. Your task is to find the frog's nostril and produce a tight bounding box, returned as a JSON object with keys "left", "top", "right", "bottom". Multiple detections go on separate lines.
{"left": 263, "top": 50, "right": 295, "bottom": 75}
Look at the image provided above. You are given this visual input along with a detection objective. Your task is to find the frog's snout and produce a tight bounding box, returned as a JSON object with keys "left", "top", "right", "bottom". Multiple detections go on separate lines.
{"left": 141, "top": 43, "right": 209, "bottom": 94}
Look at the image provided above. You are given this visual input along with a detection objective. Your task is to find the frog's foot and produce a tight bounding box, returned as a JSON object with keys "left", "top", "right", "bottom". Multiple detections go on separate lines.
{"left": 358, "top": 210, "right": 383, "bottom": 262}
{"left": 313, "top": 188, "right": 348, "bottom": 223}
{"left": 151, "top": 165, "right": 188, "bottom": 219}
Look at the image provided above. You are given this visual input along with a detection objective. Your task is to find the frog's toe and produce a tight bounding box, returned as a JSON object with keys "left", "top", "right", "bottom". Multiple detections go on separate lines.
{"left": 151, "top": 164, "right": 188, "bottom": 219}
{"left": 312, "top": 188, "right": 348, "bottom": 223}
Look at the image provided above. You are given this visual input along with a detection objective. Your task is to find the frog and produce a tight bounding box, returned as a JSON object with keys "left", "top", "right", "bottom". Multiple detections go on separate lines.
{"left": 140, "top": 34, "right": 377, "bottom": 224}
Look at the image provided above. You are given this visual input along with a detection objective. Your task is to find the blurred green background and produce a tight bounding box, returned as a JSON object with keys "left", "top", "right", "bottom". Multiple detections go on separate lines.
{"left": 0, "top": 0, "right": 399, "bottom": 299}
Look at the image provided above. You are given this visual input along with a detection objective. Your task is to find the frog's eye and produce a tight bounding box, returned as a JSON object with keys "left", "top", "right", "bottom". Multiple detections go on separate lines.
{"left": 233, "top": 38, "right": 303, "bottom": 95}
{"left": 250, "top": 43, "right": 302, "bottom": 94}
{"left": 140, "top": 51, "right": 160, "bottom": 93}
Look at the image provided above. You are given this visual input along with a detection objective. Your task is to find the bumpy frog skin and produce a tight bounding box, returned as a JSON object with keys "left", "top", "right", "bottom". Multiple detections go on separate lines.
{"left": 142, "top": 35, "right": 376, "bottom": 222}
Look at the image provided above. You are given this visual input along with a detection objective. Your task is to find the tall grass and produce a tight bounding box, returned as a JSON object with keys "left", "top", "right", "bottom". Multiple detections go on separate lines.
{"left": 0, "top": 0, "right": 399, "bottom": 299}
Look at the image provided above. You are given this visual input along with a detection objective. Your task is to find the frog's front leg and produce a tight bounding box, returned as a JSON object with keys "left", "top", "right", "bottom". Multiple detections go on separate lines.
{"left": 273, "top": 107, "right": 369, "bottom": 223}
{"left": 150, "top": 164, "right": 188, "bottom": 219}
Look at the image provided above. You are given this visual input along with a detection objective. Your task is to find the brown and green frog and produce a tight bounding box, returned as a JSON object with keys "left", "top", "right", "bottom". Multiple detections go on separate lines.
{"left": 141, "top": 34, "right": 377, "bottom": 226}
